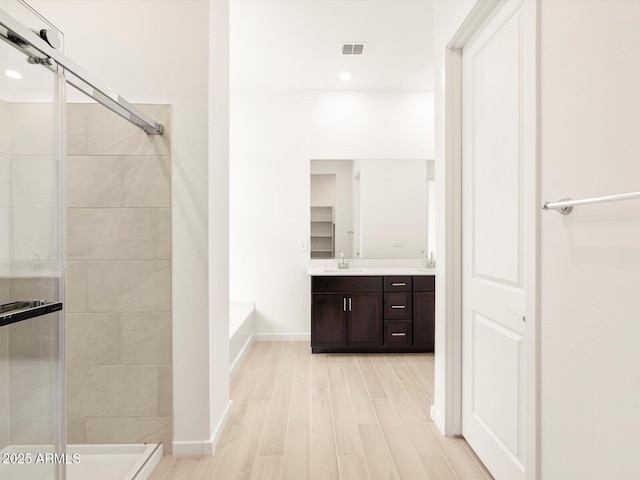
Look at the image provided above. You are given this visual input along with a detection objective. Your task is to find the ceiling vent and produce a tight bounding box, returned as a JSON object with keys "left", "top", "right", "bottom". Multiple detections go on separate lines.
{"left": 341, "top": 43, "right": 366, "bottom": 55}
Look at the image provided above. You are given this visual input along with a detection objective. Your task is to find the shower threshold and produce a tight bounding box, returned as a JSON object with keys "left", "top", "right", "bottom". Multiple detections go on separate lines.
{"left": 0, "top": 443, "right": 162, "bottom": 480}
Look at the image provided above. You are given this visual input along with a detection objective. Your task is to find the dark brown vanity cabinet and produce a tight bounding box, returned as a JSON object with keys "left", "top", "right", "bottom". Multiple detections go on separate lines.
{"left": 311, "top": 275, "right": 435, "bottom": 353}
{"left": 413, "top": 276, "right": 435, "bottom": 352}
{"left": 311, "top": 276, "right": 383, "bottom": 352}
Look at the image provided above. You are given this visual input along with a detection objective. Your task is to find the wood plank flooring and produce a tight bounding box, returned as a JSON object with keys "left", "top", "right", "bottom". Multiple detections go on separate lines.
{"left": 149, "top": 341, "right": 493, "bottom": 480}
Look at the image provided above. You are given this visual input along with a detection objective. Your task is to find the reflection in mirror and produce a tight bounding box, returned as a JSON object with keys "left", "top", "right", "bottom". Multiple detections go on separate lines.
{"left": 310, "top": 159, "right": 435, "bottom": 260}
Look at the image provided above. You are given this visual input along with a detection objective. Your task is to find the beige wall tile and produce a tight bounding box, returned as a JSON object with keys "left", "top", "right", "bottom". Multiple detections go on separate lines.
{"left": 10, "top": 156, "right": 56, "bottom": 208}
{"left": 0, "top": 277, "right": 8, "bottom": 304}
{"left": 67, "top": 261, "right": 88, "bottom": 313}
{"left": 0, "top": 100, "right": 8, "bottom": 155}
{"left": 85, "top": 416, "right": 171, "bottom": 452}
{"left": 67, "top": 104, "right": 87, "bottom": 156}
{"left": 65, "top": 102, "right": 172, "bottom": 448}
{"left": 67, "top": 156, "right": 122, "bottom": 208}
{"left": 8, "top": 314, "right": 56, "bottom": 366}
{"left": 66, "top": 313, "right": 122, "bottom": 365}
{"left": 123, "top": 156, "right": 171, "bottom": 207}
{"left": 68, "top": 209, "right": 171, "bottom": 260}
{"left": 9, "top": 418, "right": 56, "bottom": 445}
{"left": 0, "top": 154, "right": 8, "bottom": 208}
{"left": 157, "top": 365, "right": 172, "bottom": 417}
{"left": 8, "top": 277, "right": 56, "bottom": 303}
{"left": 86, "top": 104, "right": 170, "bottom": 156}
{"left": 0, "top": 216, "right": 8, "bottom": 278}
{"left": 67, "top": 417, "right": 87, "bottom": 444}
{"left": 67, "top": 365, "right": 158, "bottom": 417}
{"left": 0, "top": 328, "right": 8, "bottom": 450}
{"left": 9, "top": 103, "right": 56, "bottom": 156}
{"left": 9, "top": 364, "right": 56, "bottom": 419}
{"left": 87, "top": 261, "right": 171, "bottom": 312}
{"left": 121, "top": 313, "right": 171, "bottom": 365}
{"left": 11, "top": 207, "right": 55, "bottom": 261}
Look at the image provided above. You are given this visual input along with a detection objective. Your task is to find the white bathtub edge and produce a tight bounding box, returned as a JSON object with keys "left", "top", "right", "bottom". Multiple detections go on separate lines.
{"left": 130, "top": 443, "right": 162, "bottom": 480}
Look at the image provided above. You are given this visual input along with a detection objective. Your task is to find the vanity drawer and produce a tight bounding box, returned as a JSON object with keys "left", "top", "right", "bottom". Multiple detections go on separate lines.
{"left": 384, "top": 276, "right": 412, "bottom": 292}
{"left": 384, "top": 321, "right": 412, "bottom": 346}
{"left": 384, "top": 292, "right": 412, "bottom": 319}
{"left": 312, "top": 276, "right": 383, "bottom": 293}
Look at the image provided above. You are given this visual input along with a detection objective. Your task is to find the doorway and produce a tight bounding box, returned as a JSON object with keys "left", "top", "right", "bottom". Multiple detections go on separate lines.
{"left": 443, "top": 1, "right": 539, "bottom": 479}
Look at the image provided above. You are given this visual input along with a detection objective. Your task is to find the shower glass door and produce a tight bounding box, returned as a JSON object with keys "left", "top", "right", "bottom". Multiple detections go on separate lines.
{"left": 0, "top": 2, "right": 65, "bottom": 479}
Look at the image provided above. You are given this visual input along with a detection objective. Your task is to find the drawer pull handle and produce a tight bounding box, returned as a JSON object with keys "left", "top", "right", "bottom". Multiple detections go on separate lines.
{"left": 343, "top": 298, "right": 346, "bottom": 312}
{"left": 391, "top": 332, "right": 406, "bottom": 336}
{"left": 391, "top": 282, "right": 406, "bottom": 286}
{"left": 391, "top": 305, "right": 406, "bottom": 309}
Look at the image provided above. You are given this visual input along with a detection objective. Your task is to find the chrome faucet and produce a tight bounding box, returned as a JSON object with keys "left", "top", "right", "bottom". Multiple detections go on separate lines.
{"left": 337, "top": 251, "right": 349, "bottom": 269}
{"left": 426, "top": 252, "right": 436, "bottom": 269}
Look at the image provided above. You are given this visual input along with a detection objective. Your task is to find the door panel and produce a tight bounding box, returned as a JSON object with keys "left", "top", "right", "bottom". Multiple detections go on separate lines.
{"left": 462, "top": 1, "right": 532, "bottom": 478}
{"left": 347, "top": 293, "right": 382, "bottom": 347}
{"left": 472, "top": 9, "right": 522, "bottom": 287}
{"left": 311, "top": 293, "right": 347, "bottom": 347}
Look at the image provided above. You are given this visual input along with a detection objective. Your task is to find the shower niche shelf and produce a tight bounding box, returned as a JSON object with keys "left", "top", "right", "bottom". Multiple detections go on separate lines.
{"left": 0, "top": 300, "right": 63, "bottom": 328}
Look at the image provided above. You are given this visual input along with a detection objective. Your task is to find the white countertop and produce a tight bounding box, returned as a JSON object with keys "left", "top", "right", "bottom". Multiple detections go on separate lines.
{"left": 307, "top": 266, "right": 435, "bottom": 276}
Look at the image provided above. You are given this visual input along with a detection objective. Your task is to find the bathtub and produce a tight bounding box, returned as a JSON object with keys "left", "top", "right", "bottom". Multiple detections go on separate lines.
{"left": 0, "top": 443, "right": 162, "bottom": 480}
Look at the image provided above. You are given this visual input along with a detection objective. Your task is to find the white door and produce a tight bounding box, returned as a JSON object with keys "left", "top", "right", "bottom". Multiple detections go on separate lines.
{"left": 461, "top": 1, "right": 535, "bottom": 479}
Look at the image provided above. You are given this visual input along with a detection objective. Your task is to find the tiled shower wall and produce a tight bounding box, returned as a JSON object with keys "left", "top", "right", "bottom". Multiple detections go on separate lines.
{"left": 0, "top": 98, "right": 8, "bottom": 451}
{"left": 0, "top": 99, "right": 58, "bottom": 449}
{"left": 65, "top": 104, "right": 173, "bottom": 450}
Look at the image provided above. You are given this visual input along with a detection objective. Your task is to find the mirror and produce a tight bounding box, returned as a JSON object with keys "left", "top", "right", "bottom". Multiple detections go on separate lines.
{"left": 310, "top": 159, "right": 435, "bottom": 259}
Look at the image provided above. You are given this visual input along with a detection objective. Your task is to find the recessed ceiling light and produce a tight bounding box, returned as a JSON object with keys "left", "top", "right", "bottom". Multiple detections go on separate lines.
{"left": 339, "top": 72, "right": 352, "bottom": 82}
{"left": 4, "top": 69, "right": 22, "bottom": 80}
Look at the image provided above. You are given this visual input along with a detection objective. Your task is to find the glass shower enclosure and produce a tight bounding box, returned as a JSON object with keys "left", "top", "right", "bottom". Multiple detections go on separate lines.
{"left": 0, "top": 1, "right": 66, "bottom": 479}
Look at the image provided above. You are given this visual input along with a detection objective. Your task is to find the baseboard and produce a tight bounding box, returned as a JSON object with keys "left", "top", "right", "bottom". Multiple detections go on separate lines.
{"left": 205, "top": 399, "right": 234, "bottom": 455}
{"left": 430, "top": 405, "right": 445, "bottom": 433}
{"left": 170, "top": 440, "right": 206, "bottom": 456}
{"left": 253, "top": 333, "right": 310, "bottom": 341}
{"left": 230, "top": 331, "right": 254, "bottom": 379}
{"left": 172, "top": 400, "right": 234, "bottom": 456}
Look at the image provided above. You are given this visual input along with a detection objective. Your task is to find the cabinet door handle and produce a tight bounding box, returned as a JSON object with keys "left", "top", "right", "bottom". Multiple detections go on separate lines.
{"left": 343, "top": 298, "right": 346, "bottom": 312}
{"left": 391, "top": 282, "right": 406, "bottom": 286}
{"left": 391, "top": 305, "right": 406, "bottom": 309}
{"left": 348, "top": 298, "right": 352, "bottom": 312}
{"left": 391, "top": 332, "right": 406, "bottom": 336}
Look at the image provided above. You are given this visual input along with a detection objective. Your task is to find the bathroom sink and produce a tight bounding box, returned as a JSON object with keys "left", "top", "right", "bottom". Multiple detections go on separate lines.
{"left": 416, "top": 268, "right": 434, "bottom": 272}
{"left": 324, "top": 269, "right": 365, "bottom": 273}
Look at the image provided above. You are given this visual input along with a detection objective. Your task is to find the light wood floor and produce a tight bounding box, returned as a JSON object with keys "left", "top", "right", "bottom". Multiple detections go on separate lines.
{"left": 149, "top": 341, "right": 494, "bottom": 480}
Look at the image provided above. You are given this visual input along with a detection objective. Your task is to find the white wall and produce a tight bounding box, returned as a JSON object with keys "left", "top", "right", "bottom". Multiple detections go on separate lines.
{"left": 358, "top": 159, "right": 427, "bottom": 259}
{"left": 432, "top": 0, "right": 477, "bottom": 434}
{"left": 27, "top": 0, "right": 229, "bottom": 454}
{"left": 230, "top": 91, "right": 433, "bottom": 337}
{"left": 208, "top": 0, "right": 231, "bottom": 455}
{"left": 539, "top": 1, "right": 640, "bottom": 478}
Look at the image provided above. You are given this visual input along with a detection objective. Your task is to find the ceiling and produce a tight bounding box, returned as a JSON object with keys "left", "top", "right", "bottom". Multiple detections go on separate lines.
{"left": 230, "top": 0, "right": 434, "bottom": 91}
